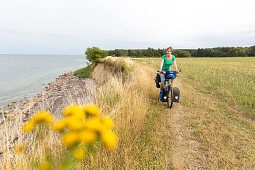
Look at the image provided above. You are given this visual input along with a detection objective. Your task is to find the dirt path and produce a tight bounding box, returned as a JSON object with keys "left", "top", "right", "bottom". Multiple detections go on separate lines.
{"left": 136, "top": 61, "right": 204, "bottom": 169}
{"left": 166, "top": 79, "right": 207, "bottom": 169}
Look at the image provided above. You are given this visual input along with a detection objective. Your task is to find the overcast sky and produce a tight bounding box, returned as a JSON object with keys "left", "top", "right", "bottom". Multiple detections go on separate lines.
{"left": 0, "top": 0, "right": 255, "bottom": 54}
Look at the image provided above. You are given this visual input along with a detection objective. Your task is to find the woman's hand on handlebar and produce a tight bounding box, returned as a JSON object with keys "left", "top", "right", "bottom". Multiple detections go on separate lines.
{"left": 176, "top": 69, "right": 181, "bottom": 74}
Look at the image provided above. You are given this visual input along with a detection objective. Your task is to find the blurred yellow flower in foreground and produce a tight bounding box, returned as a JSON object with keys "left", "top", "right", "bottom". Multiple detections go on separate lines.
{"left": 101, "top": 131, "right": 118, "bottom": 149}
{"left": 53, "top": 119, "right": 67, "bottom": 131}
{"left": 22, "top": 111, "right": 53, "bottom": 132}
{"left": 101, "top": 117, "right": 114, "bottom": 129}
{"left": 79, "top": 129, "right": 97, "bottom": 144}
{"left": 22, "top": 104, "right": 118, "bottom": 168}
{"left": 66, "top": 117, "right": 84, "bottom": 130}
{"left": 62, "top": 132, "right": 80, "bottom": 147}
{"left": 83, "top": 104, "right": 100, "bottom": 117}
{"left": 83, "top": 118, "right": 102, "bottom": 132}
{"left": 39, "top": 161, "right": 51, "bottom": 170}
{"left": 23, "top": 121, "right": 35, "bottom": 132}
{"left": 72, "top": 147, "right": 86, "bottom": 160}
{"left": 63, "top": 105, "right": 84, "bottom": 119}
{"left": 33, "top": 111, "right": 53, "bottom": 124}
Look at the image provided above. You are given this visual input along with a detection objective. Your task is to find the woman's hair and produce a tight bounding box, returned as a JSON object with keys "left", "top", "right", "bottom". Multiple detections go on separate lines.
{"left": 167, "top": 46, "right": 173, "bottom": 52}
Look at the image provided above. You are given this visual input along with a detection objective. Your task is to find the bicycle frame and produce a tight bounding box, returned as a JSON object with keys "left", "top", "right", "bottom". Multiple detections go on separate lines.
{"left": 165, "top": 79, "right": 173, "bottom": 90}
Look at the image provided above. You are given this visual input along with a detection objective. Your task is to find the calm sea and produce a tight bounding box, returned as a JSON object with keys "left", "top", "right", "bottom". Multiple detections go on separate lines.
{"left": 0, "top": 54, "right": 87, "bottom": 108}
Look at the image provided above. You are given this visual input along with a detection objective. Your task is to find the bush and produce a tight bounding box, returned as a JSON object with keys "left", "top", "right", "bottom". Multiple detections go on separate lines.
{"left": 85, "top": 47, "right": 108, "bottom": 63}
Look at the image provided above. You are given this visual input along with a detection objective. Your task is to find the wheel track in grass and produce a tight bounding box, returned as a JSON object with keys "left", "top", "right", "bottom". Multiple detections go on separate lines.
{"left": 161, "top": 77, "right": 205, "bottom": 170}
{"left": 167, "top": 79, "right": 207, "bottom": 169}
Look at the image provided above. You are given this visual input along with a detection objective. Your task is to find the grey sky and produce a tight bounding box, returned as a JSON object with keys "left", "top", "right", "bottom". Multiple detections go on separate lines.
{"left": 0, "top": 0, "right": 254, "bottom": 54}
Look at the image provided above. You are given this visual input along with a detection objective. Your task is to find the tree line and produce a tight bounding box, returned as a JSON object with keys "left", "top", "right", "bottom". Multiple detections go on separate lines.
{"left": 107, "top": 46, "right": 255, "bottom": 57}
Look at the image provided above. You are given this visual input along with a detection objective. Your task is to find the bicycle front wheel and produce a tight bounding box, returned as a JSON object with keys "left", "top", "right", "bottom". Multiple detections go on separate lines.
{"left": 167, "top": 87, "right": 173, "bottom": 109}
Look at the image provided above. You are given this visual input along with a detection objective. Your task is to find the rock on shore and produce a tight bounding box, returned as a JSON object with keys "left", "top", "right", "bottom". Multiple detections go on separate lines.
{"left": 0, "top": 72, "right": 96, "bottom": 154}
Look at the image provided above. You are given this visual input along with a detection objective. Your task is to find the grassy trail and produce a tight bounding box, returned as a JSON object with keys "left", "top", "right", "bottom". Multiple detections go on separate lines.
{"left": 135, "top": 61, "right": 203, "bottom": 169}
{"left": 134, "top": 58, "right": 255, "bottom": 169}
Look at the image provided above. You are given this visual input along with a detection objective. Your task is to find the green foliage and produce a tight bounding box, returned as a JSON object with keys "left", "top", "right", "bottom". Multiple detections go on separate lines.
{"left": 107, "top": 46, "right": 255, "bottom": 58}
{"left": 74, "top": 63, "right": 96, "bottom": 78}
{"left": 108, "top": 47, "right": 165, "bottom": 58}
{"left": 248, "top": 45, "right": 255, "bottom": 56}
{"left": 175, "top": 50, "right": 191, "bottom": 58}
{"left": 85, "top": 47, "right": 108, "bottom": 63}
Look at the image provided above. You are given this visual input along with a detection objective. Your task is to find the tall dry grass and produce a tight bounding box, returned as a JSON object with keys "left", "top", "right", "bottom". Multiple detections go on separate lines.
{"left": 84, "top": 57, "right": 161, "bottom": 169}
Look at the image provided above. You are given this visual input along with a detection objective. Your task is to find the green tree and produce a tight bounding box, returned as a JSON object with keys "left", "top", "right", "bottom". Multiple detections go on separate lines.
{"left": 177, "top": 50, "right": 191, "bottom": 57}
{"left": 85, "top": 47, "right": 108, "bottom": 63}
{"left": 248, "top": 45, "right": 255, "bottom": 56}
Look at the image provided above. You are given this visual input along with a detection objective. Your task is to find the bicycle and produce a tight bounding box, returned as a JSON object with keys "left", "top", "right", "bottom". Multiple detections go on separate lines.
{"left": 156, "top": 70, "right": 181, "bottom": 108}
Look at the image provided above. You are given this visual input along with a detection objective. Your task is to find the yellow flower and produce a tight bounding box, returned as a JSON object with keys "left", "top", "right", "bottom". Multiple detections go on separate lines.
{"left": 72, "top": 147, "right": 86, "bottom": 160}
{"left": 101, "top": 131, "right": 118, "bottom": 149}
{"left": 62, "top": 132, "right": 80, "bottom": 147}
{"left": 33, "top": 111, "right": 53, "bottom": 124}
{"left": 79, "top": 129, "right": 97, "bottom": 144}
{"left": 66, "top": 117, "right": 84, "bottom": 130}
{"left": 100, "top": 117, "right": 114, "bottom": 129}
{"left": 23, "top": 120, "right": 35, "bottom": 132}
{"left": 39, "top": 161, "right": 51, "bottom": 170}
{"left": 83, "top": 118, "right": 103, "bottom": 132}
{"left": 23, "top": 111, "right": 53, "bottom": 133}
{"left": 83, "top": 104, "right": 100, "bottom": 117}
{"left": 57, "top": 166, "right": 64, "bottom": 170}
{"left": 15, "top": 144, "right": 24, "bottom": 153}
{"left": 63, "top": 105, "right": 84, "bottom": 119}
{"left": 53, "top": 119, "right": 67, "bottom": 131}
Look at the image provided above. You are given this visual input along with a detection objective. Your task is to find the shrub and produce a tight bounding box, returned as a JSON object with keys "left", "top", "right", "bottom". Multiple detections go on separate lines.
{"left": 85, "top": 47, "right": 108, "bottom": 63}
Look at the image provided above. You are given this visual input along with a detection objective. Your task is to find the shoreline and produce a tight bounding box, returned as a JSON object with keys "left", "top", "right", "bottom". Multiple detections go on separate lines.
{"left": 0, "top": 71, "right": 96, "bottom": 153}
{"left": 0, "top": 70, "right": 92, "bottom": 118}
{"left": 0, "top": 54, "right": 87, "bottom": 109}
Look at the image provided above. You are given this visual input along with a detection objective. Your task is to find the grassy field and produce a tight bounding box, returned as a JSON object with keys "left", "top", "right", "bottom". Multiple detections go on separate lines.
{"left": 136, "top": 57, "right": 255, "bottom": 116}
{"left": 134, "top": 57, "right": 255, "bottom": 168}
{"left": 2, "top": 57, "right": 255, "bottom": 169}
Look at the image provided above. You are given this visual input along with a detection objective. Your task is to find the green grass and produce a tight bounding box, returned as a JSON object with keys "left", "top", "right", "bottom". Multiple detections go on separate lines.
{"left": 178, "top": 57, "right": 255, "bottom": 117}
{"left": 74, "top": 63, "right": 96, "bottom": 78}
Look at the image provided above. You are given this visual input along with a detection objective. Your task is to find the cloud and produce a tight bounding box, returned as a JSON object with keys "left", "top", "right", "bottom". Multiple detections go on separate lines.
{"left": 0, "top": 0, "right": 254, "bottom": 54}
{"left": 0, "top": 28, "right": 72, "bottom": 38}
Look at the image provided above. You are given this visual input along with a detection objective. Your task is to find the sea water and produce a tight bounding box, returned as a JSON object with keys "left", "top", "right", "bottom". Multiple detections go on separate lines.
{"left": 0, "top": 54, "right": 87, "bottom": 108}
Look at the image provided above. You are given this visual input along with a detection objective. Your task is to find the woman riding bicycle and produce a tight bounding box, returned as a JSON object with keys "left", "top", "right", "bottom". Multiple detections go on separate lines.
{"left": 159, "top": 47, "right": 179, "bottom": 91}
